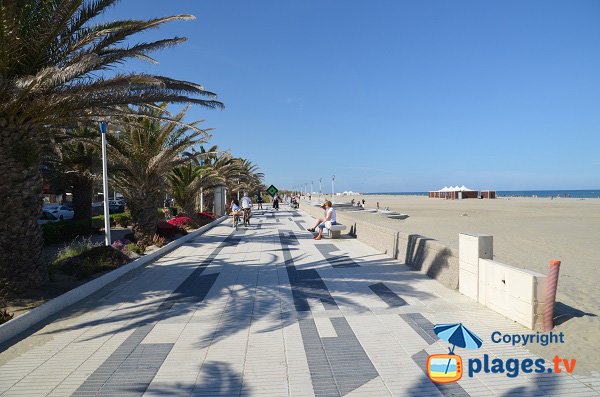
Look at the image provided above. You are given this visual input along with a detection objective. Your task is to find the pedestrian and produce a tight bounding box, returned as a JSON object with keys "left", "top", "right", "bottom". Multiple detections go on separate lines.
{"left": 256, "top": 192, "right": 264, "bottom": 209}
{"left": 273, "top": 193, "right": 280, "bottom": 210}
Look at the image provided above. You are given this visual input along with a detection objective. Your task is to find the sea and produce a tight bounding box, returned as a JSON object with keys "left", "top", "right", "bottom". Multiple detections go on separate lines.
{"left": 365, "top": 190, "right": 600, "bottom": 199}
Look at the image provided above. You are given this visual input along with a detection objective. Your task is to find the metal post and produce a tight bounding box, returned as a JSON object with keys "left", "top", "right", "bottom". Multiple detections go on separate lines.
{"left": 200, "top": 187, "right": 204, "bottom": 212}
{"left": 319, "top": 178, "right": 322, "bottom": 200}
{"left": 99, "top": 122, "right": 111, "bottom": 246}
{"left": 543, "top": 260, "right": 562, "bottom": 331}
{"left": 331, "top": 175, "right": 335, "bottom": 201}
{"left": 311, "top": 181, "right": 313, "bottom": 196}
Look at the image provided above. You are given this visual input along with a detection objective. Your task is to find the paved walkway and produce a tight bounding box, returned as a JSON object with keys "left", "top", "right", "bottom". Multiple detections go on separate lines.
{"left": 1, "top": 206, "right": 599, "bottom": 396}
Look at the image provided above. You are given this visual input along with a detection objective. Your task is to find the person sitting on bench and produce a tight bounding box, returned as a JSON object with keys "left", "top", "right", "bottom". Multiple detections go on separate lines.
{"left": 312, "top": 201, "right": 336, "bottom": 240}
{"left": 307, "top": 202, "right": 327, "bottom": 232}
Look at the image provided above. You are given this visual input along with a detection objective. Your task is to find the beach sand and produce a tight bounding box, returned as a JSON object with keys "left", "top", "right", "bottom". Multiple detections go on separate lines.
{"left": 326, "top": 194, "right": 600, "bottom": 374}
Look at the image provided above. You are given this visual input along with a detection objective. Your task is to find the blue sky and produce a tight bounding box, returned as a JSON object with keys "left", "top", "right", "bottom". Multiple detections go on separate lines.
{"left": 106, "top": 0, "right": 600, "bottom": 193}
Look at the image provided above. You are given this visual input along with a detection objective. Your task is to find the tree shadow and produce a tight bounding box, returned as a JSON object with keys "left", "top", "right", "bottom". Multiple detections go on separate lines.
{"left": 124, "top": 361, "right": 245, "bottom": 397}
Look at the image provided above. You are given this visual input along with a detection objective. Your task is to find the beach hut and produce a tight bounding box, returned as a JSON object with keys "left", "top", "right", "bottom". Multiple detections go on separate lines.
{"left": 480, "top": 190, "right": 496, "bottom": 199}
{"left": 429, "top": 185, "right": 479, "bottom": 199}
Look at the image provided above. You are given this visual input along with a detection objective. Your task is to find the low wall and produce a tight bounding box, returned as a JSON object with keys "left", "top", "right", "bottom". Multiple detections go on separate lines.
{"left": 300, "top": 204, "right": 459, "bottom": 289}
{"left": 459, "top": 233, "right": 547, "bottom": 329}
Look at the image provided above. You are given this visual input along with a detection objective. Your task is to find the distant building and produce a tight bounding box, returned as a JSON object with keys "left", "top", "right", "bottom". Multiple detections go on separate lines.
{"left": 428, "top": 185, "right": 488, "bottom": 199}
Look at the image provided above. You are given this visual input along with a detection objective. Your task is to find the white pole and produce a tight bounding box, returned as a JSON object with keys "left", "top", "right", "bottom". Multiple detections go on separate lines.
{"left": 319, "top": 178, "right": 322, "bottom": 200}
{"left": 332, "top": 175, "right": 335, "bottom": 201}
{"left": 99, "top": 122, "right": 111, "bottom": 246}
{"left": 311, "top": 181, "right": 313, "bottom": 195}
{"left": 200, "top": 187, "right": 204, "bottom": 212}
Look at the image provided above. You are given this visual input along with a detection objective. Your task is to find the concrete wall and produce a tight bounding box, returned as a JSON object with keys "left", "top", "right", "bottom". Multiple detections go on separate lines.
{"left": 300, "top": 204, "right": 459, "bottom": 289}
{"left": 459, "top": 233, "right": 547, "bottom": 330}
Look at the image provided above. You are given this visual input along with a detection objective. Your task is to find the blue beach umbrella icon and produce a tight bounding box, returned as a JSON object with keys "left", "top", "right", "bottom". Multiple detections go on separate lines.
{"left": 434, "top": 323, "right": 483, "bottom": 353}
{"left": 433, "top": 323, "right": 483, "bottom": 375}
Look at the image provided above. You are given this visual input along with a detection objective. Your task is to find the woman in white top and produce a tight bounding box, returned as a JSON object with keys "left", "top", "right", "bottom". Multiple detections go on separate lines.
{"left": 314, "top": 201, "right": 336, "bottom": 240}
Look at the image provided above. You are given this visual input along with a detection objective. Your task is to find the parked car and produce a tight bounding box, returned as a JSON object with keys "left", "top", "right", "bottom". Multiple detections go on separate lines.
{"left": 43, "top": 204, "right": 74, "bottom": 220}
{"left": 109, "top": 203, "right": 125, "bottom": 213}
{"left": 38, "top": 211, "right": 60, "bottom": 224}
{"left": 109, "top": 199, "right": 126, "bottom": 207}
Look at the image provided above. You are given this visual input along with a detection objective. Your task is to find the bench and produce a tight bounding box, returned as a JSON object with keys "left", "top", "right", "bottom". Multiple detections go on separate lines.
{"left": 327, "top": 224, "right": 347, "bottom": 239}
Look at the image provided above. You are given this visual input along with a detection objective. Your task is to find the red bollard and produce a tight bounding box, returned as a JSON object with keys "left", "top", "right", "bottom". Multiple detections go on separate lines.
{"left": 543, "top": 260, "right": 561, "bottom": 332}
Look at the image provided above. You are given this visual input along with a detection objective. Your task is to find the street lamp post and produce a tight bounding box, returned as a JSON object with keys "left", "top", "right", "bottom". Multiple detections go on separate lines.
{"left": 331, "top": 175, "right": 335, "bottom": 202}
{"left": 319, "top": 178, "right": 322, "bottom": 200}
{"left": 99, "top": 122, "right": 111, "bottom": 246}
{"left": 311, "top": 181, "right": 313, "bottom": 196}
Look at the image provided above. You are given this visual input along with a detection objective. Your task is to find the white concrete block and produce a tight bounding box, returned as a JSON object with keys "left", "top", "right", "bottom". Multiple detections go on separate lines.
{"left": 459, "top": 233, "right": 493, "bottom": 301}
{"left": 478, "top": 258, "right": 547, "bottom": 329}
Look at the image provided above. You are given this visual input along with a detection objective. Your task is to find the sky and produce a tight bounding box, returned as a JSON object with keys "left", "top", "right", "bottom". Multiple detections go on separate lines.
{"left": 105, "top": 0, "right": 600, "bottom": 193}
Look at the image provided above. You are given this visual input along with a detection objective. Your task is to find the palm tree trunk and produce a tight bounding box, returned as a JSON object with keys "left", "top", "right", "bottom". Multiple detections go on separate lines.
{"left": 0, "top": 120, "right": 49, "bottom": 293}
{"left": 128, "top": 193, "right": 160, "bottom": 243}
{"left": 72, "top": 175, "right": 94, "bottom": 221}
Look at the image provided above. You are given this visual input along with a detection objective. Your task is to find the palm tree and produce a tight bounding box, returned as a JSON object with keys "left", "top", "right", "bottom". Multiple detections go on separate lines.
{"left": 53, "top": 127, "right": 101, "bottom": 221}
{"left": 0, "top": 1, "right": 222, "bottom": 291}
{"left": 168, "top": 163, "right": 218, "bottom": 217}
{"left": 108, "top": 104, "right": 208, "bottom": 244}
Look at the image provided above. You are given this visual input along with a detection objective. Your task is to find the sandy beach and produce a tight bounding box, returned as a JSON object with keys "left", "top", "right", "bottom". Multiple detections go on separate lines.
{"left": 322, "top": 194, "right": 600, "bottom": 374}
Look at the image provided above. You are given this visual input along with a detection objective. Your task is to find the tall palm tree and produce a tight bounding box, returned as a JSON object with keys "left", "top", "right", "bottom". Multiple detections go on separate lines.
{"left": 108, "top": 104, "right": 208, "bottom": 243}
{"left": 0, "top": 0, "right": 223, "bottom": 291}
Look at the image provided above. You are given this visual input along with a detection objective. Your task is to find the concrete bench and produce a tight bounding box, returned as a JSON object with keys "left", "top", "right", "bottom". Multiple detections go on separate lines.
{"left": 327, "top": 224, "right": 347, "bottom": 239}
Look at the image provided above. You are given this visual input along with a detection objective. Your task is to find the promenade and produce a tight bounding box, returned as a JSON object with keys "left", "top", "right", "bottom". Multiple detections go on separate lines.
{"left": 0, "top": 206, "right": 598, "bottom": 396}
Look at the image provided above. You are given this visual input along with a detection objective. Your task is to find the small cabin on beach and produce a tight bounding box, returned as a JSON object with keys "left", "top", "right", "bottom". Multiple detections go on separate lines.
{"left": 480, "top": 190, "right": 496, "bottom": 199}
{"left": 429, "top": 186, "right": 481, "bottom": 199}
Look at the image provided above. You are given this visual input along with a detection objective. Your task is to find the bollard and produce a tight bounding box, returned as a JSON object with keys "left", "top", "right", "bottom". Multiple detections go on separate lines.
{"left": 543, "top": 260, "right": 561, "bottom": 331}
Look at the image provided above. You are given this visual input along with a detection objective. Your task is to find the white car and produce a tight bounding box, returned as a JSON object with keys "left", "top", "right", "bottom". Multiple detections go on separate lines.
{"left": 38, "top": 211, "right": 60, "bottom": 224}
{"left": 43, "top": 204, "right": 74, "bottom": 220}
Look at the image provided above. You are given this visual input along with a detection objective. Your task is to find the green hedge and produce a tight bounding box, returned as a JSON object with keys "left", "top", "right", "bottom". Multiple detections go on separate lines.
{"left": 42, "top": 220, "right": 93, "bottom": 245}
{"left": 92, "top": 211, "right": 132, "bottom": 228}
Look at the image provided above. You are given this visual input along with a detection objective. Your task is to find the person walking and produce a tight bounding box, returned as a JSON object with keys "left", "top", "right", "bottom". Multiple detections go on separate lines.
{"left": 273, "top": 193, "right": 280, "bottom": 210}
{"left": 256, "top": 192, "right": 264, "bottom": 210}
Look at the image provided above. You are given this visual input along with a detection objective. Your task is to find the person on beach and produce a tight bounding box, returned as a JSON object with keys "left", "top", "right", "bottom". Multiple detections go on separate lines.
{"left": 312, "top": 201, "right": 336, "bottom": 240}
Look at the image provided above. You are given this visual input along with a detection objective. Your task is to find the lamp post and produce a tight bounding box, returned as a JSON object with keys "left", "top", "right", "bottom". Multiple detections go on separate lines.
{"left": 311, "top": 180, "right": 313, "bottom": 196}
{"left": 99, "top": 122, "right": 111, "bottom": 246}
{"left": 319, "top": 178, "right": 322, "bottom": 200}
{"left": 331, "top": 175, "right": 335, "bottom": 201}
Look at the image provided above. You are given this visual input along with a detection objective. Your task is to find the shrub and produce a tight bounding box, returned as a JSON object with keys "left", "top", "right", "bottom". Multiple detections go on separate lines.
{"left": 157, "top": 221, "right": 187, "bottom": 239}
{"left": 167, "top": 216, "right": 198, "bottom": 230}
{"left": 43, "top": 220, "right": 93, "bottom": 245}
{"left": 0, "top": 295, "right": 12, "bottom": 325}
{"left": 113, "top": 212, "right": 132, "bottom": 227}
{"left": 0, "top": 307, "right": 13, "bottom": 325}
{"left": 196, "top": 212, "right": 216, "bottom": 220}
{"left": 125, "top": 243, "right": 144, "bottom": 255}
{"left": 54, "top": 246, "right": 130, "bottom": 280}
{"left": 151, "top": 234, "right": 166, "bottom": 247}
{"left": 111, "top": 239, "right": 144, "bottom": 256}
{"left": 50, "top": 238, "right": 101, "bottom": 275}
{"left": 92, "top": 211, "right": 132, "bottom": 229}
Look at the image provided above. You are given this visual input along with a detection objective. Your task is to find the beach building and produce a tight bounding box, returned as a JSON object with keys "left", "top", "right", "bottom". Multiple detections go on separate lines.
{"left": 480, "top": 190, "right": 496, "bottom": 199}
{"left": 429, "top": 185, "right": 479, "bottom": 199}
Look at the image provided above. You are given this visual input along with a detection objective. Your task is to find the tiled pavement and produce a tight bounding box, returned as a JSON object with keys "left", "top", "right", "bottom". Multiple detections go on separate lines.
{"left": 1, "top": 206, "right": 599, "bottom": 396}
